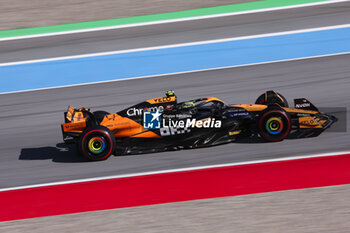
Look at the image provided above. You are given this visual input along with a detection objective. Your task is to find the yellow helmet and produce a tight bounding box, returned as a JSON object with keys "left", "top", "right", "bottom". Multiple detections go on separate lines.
{"left": 165, "top": 90, "right": 175, "bottom": 97}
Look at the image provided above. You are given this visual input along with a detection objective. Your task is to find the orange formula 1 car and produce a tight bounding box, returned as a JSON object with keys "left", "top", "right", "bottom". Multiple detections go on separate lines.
{"left": 61, "top": 90, "right": 337, "bottom": 161}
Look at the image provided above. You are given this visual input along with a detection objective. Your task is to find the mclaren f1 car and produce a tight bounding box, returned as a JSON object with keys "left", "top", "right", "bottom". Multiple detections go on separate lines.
{"left": 61, "top": 90, "right": 337, "bottom": 161}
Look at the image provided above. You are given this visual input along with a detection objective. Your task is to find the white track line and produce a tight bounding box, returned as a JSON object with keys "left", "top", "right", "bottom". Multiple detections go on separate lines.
{"left": 1, "top": 23, "right": 350, "bottom": 68}
{"left": 1, "top": 51, "right": 350, "bottom": 96}
{"left": 1, "top": 150, "right": 349, "bottom": 192}
{"left": 0, "top": 0, "right": 348, "bottom": 42}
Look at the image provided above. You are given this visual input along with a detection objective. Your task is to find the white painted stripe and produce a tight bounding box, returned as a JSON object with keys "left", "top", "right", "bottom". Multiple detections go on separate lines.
{"left": 0, "top": 0, "right": 348, "bottom": 42}
{"left": 1, "top": 51, "right": 350, "bottom": 96}
{"left": 1, "top": 23, "right": 349, "bottom": 68}
{"left": 1, "top": 150, "right": 349, "bottom": 192}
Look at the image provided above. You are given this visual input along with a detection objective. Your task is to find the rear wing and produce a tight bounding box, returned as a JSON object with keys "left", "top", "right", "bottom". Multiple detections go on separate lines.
{"left": 64, "top": 106, "right": 90, "bottom": 123}
{"left": 294, "top": 98, "right": 319, "bottom": 112}
{"left": 62, "top": 106, "right": 90, "bottom": 144}
{"left": 65, "top": 106, "right": 74, "bottom": 122}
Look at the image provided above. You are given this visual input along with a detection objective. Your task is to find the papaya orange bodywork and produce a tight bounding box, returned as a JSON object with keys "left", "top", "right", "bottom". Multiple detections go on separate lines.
{"left": 99, "top": 113, "right": 161, "bottom": 138}
{"left": 146, "top": 96, "right": 176, "bottom": 104}
{"left": 61, "top": 120, "right": 86, "bottom": 134}
{"left": 232, "top": 104, "right": 268, "bottom": 111}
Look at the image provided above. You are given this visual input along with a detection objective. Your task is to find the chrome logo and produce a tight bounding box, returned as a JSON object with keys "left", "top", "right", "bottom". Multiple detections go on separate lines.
{"left": 265, "top": 117, "right": 283, "bottom": 135}
{"left": 88, "top": 137, "right": 106, "bottom": 154}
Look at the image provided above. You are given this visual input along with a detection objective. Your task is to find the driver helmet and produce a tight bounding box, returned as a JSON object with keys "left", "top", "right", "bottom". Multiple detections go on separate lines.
{"left": 165, "top": 90, "right": 175, "bottom": 97}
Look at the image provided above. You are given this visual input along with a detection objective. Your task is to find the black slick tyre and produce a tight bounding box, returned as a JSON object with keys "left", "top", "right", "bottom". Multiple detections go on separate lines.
{"left": 78, "top": 125, "right": 115, "bottom": 161}
{"left": 258, "top": 108, "right": 291, "bottom": 142}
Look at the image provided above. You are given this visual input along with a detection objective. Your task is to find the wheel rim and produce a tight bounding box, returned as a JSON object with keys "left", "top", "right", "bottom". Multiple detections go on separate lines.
{"left": 88, "top": 137, "right": 106, "bottom": 154}
{"left": 265, "top": 117, "right": 283, "bottom": 135}
{"left": 258, "top": 110, "right": 291, "bottom": 142}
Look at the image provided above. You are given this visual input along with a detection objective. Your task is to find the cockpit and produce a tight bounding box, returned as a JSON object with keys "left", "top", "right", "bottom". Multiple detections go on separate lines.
{"left": 172, "top": 97, "right": 227, "bottom": 119}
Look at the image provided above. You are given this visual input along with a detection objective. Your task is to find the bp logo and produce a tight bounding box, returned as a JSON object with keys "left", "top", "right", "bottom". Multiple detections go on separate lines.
{"left": 143, "top": 110, "right": 161, "bottom": 129}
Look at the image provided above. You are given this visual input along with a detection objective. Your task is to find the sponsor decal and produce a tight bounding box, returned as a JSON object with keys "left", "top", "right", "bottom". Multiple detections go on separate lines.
{"left": 232, "top": 112, "right": 250, "bottom": 117}
{"left": 296, "top": 113, "right": 310, "bottom": 117}
{"left": 153, "top": 97, "right": 173, "bottom": 103}
{"left": 296, "top": 103, "right": 311, "bottom": 108}
{"left": 300, "top": 120, "right": 315, "bottom": 125}
{"left": 64, "top": 121, "right": 85, "bottom": 129}
{"left": 143, "top": 110, "right": 161, "bottom": 129}
{"left": 229, "top": 130, "right": 241, "bottom": 136}
{"left": 224, "top": 109, "right": 251, "bottom": 118}
{"left": 299, "top": 116, "right": 321, "bottom": 126}
{"left": 226, "top": 112, "right": 250, "bottom": 118}
{"left": 127, "top": 106, "right": 164, "bottom": 116}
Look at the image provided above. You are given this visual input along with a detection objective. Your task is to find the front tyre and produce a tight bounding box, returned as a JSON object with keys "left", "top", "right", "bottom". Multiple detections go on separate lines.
{"left": 258, "top": 108, "right": 291, "bottom": 142}
{"left": 79, "top": 126, "right": 115, "bottom": 161}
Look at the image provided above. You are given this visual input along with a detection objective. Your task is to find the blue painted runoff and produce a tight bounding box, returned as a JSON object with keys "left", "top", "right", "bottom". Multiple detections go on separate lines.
{"left": 1, "top": 27, "right": 350, "bottom": 93}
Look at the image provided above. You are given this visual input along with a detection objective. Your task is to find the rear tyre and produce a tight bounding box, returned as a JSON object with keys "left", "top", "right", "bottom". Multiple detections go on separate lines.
{"left": 255, "top": 91, "right": 289, "bottom": 107}
{"left": 258, "top": 108, "right": 291, "bottom": 142}
{"left": 78, "top": 125, "right": 115, "bottom": 161}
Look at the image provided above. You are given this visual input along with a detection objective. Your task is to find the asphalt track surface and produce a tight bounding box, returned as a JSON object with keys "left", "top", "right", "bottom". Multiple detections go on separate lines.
{"left": 0, "top": 1, "right": 349, "bottom": 188}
